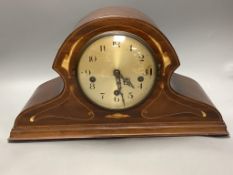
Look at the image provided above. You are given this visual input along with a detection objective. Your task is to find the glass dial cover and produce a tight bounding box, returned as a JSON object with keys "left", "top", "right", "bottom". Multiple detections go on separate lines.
{"left": 77, "top": 32, "right": 156, "bottom": 110}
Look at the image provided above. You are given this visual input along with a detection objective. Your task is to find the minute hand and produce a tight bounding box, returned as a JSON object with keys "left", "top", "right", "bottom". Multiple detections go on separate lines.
{"left": 113, "top": 70, "right": 126, "bottom": 106}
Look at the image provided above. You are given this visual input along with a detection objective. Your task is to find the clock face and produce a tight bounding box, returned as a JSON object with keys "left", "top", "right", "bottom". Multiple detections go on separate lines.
{"left": 77, "top": 32, "right": 156, "bottom": 110}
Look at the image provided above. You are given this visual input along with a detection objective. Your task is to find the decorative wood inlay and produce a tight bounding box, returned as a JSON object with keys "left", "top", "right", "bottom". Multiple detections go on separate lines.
{"left": 105, "top": 113, "right": 130, "bottom": 119}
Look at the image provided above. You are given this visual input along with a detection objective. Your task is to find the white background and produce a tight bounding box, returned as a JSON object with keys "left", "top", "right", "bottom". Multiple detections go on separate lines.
{"left": 0, "top": 0, "right": 233, "bottom": 175}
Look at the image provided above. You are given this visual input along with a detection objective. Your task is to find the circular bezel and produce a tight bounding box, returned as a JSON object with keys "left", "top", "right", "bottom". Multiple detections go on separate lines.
{"left": 76, "top": 31, "right": 158, "bottom": 110}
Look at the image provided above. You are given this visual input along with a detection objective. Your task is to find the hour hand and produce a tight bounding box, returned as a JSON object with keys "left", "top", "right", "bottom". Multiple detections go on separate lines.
{"left": 123, "top": 77, "right": 135, "bottom": 88}
{"left": 120, "top": 75, "right": 135, "bottom": 89}
{"left": 113, "top": 69, "right": 134, "bottom": 88}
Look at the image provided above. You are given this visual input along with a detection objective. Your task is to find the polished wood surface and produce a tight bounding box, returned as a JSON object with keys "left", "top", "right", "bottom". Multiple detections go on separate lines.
{"left": 78, "top": 6, "right": 155, "bottom": 26}
{"left": 9, "top": 7, "right": 228, "bottom": 141}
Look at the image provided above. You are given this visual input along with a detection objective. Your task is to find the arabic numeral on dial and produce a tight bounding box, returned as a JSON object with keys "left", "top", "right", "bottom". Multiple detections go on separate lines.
{"left": 100, "top": 45, "right": 106, "bottom": 52}
{"left": 89, "top": 83, "right": 95, "bottom": 90}
{"left": 145, "top": 67, "right": 153, "bottom": 76}
{"left": 114, "top": 96, "right": 120, "bottom": 102}
{"left": 89, "top": 56, "right": 97, "bottom": 62}
{"left": 139, "top": 54, "right": 144, "bottom": 62}
{"left": 100, "top": 93, "right": 105, "bottom": 99}
{"left": 130, "top": 44, "right": 133, "bottom": 52}
{"left": 113, "top": 41, "right": 120, "bottom": 48}
{"left": 139, "top": 83, "right": 143, "bottom": 89}
{"left": 128, "top": 92, "right": 134, "bottom": 99}
{"left": 81, "top": 70, "right": 91, "bottom": 75}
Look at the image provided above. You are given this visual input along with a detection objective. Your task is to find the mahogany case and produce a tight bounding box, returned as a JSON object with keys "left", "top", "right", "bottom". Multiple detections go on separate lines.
{"left": 9, "top": 7, "right": 228, "bottom": 141}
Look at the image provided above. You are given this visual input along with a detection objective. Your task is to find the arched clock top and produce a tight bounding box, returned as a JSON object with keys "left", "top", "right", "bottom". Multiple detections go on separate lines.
{"left": 52, "top": 7, "right": 180, "bottom": 90}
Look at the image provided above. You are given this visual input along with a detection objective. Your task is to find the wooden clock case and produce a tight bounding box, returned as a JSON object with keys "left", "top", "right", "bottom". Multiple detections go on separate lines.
{"left": 9, "top": 7, "right": 228, "bottom": 141}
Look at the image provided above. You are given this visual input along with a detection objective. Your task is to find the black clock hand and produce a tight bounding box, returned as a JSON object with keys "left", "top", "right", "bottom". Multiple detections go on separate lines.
{"left": 114, "top": 71, "right": 125, "bottom": 107}
{"left": 119, "top": 90, "right": 126, "bottom": 107}
{"left": 113, "top": 69, "right": 126, "bottom": 106}
{"left": 120, "top": 74, "right": 135, "bottom": 89}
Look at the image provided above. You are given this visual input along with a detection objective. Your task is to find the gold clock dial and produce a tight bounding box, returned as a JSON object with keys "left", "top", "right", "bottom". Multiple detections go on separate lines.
{"left": 77, "top": 32, "right": 156, "bottom": 110}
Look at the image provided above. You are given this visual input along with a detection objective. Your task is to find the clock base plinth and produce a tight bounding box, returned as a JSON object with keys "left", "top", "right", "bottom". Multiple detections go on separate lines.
{"left": 9, "top": 74, "right": 228, "bottom": 142}
{"left": 9, "top": 122, "right": 227, "bottom": 142}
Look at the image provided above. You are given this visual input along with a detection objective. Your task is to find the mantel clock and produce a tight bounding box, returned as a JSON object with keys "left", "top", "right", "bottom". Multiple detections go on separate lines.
{"left": 9, "top": 7, "right": 228, "bottom": 141}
